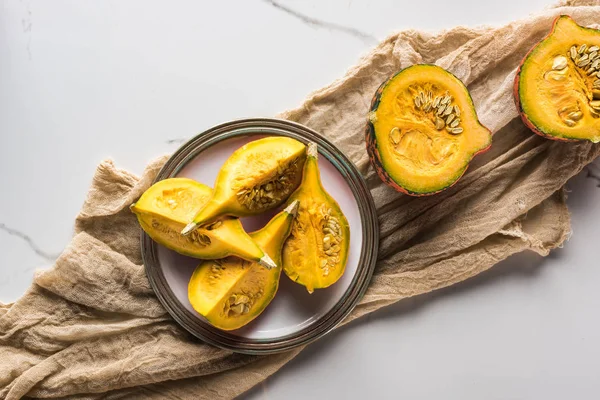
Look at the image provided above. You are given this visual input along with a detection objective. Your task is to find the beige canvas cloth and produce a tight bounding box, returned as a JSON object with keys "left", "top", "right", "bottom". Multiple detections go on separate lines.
{"left": 2, "top": 1, "right": 600, "bottom": 398}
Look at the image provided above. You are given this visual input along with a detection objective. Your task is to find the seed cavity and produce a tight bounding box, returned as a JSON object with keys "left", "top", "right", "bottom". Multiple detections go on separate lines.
{"left": 412, "top": 90, "right": 464, "bottom": 135}
{"left": 224, "top": 291, "right": 255, "bottom": 317}
{"left": 318, "top": 204, "right": 343, "bottom": 277}
{"left": 236, "top": 159, "right": 300, "bottom": 211}
{"left": 553, "top": 43, "right": 600, "bottom": 124}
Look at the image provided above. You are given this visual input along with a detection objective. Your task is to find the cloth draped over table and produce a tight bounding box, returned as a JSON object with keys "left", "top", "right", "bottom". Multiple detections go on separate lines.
{"left": 1, "top": 1, "right": 599, "bottom": 398}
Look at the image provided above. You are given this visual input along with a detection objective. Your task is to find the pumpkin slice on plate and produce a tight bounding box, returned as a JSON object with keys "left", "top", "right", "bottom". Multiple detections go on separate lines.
{"left": 188, "top": 200, "right": 299, "bottom": 331}
{"left": 182, "top": 137, "right": 306, "bottom": 236}
{"left": 515, "top": 15, "right": 600, "bottom": 142}
{"left": 282, "top": 143, "right": 350, "bottom": 294}
{"left": 131, "top": 178, "right": 276, "bottom": 269}
{"left": 366, "top": 64, "right": 492, "bottom": 196}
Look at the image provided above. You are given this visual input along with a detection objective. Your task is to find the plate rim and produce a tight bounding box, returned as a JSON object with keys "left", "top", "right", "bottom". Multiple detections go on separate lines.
{"left": 142, "top": 118, "right": 379, "bottom": 354}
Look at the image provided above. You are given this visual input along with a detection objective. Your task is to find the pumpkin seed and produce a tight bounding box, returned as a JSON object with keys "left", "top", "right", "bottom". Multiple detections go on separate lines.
{"left": 579, "top": 54, "right": 589, "bottom": 62}
{"left": 435, "top": 117, "right": 445, "bottom": 130}
{"left": 389, "top": 127, "right": 401, "bottom": 145}
{"left": 589, "top": 45, "right": 599, "bottom": 53}
{"left": 443, "top": 105, "right": 453, "bottom": 116}
{"left": 590, "top": 51, "right": 598, "bottom": 60}
{"left": 432, "top": 96, "right": 441, "bottom": 108}
{"left": 230, "top": 303, "right": 244, "bottom": 315}
{"left": 568, "top": 111, "right": 583, "bottom": 121}
{"left": 454, "top": 105, "right": 461, "bottom": 116}
{"left": 578, "top": 59, "right": 591, "bottom": 67}
{"left": 205, "top": 220, "right": 223, "bottom": 230}
{"left": 414, "top": 96, "right": 421, "bottom": 108}
{"left": 579, "top": 44, "right": 587, "bottom": 54}
{"left": 437, "top": 104, "right": 446, "bottom": 115}
{"left": 564, "top": 119, "right": 576, "bottom": 127}
{"left": 553, "top": 55, "right": 568, "bottom": 70}
{"left": 570, "top": 46, "right": 577, "bottom": 60}
{"left": 451, "top": 127, "right": 464, "bottom": 135}
{"left": 235, "top": 295, "right": 250, "bottom": 305}
{"left": 450, "top": 119, "right": 460, "bottom": 128}
{"left": 446, "top": 114, "right": 455, "bottom": 125}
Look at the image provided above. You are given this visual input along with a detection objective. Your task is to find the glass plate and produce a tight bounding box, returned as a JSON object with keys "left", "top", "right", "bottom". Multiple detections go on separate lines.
{"left": 142, "top": 118, "right": 378, "bottom": 354}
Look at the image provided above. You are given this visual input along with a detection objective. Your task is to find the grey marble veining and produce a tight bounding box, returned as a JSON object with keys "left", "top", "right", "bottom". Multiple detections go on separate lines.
{"left": 0, "top": 223, "right": 60, "bottom": 262}
{"left": 264, "top": 0, "right": 378, "bottom": 44}
{"left": 165, "top": 138, "right": 190, "bottom": 145}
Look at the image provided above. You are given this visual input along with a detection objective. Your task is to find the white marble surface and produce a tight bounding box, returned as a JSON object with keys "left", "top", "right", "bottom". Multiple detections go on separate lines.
{"left": 1, "top": 0, "right": 599, "bottom": 399}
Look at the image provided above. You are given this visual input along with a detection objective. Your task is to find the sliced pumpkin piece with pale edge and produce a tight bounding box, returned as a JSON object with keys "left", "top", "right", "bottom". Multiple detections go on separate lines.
{"left": 131, "top": 178, "right": 275, "bottom": 269}
{"left": 282, "top": 143, "right": 350, "bottom": 293}
{"left": 182, "top": 137, "right": 306, "bottom": 236}
{"left": 188, "top": 200, "right": 299, "bottom": 331}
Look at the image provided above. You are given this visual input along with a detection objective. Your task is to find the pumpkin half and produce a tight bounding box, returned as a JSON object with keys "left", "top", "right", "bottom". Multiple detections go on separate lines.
{"left": 515, "top": 15, "right": 600, "bottom": 142}
{"left": 366, "top": 64, "right": 492, "bottom": 195}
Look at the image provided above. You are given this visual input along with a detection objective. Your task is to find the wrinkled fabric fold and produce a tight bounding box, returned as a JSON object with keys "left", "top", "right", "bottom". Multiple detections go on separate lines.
{"left": 2, "top": 1, "right": 600, "bottom": 398}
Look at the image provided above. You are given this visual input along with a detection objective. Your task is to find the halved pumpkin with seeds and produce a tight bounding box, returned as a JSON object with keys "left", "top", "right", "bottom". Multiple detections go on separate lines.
{"left": 182, "top": 137, "right": 306, "bottom": 236}
{"left": 282, "top": 143, "right": 350, "bottom": 293}
{"left": 131, "top": 178, "right": 275, "bottom": 269}
{"left": 366, "top": 64, "right": 492, "bottom": 195}
{"left": 515, "top": 15, "right": 600, "bottom": 142}
{"left": 188, "top": 201, "right": 299, "bottom": 330}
